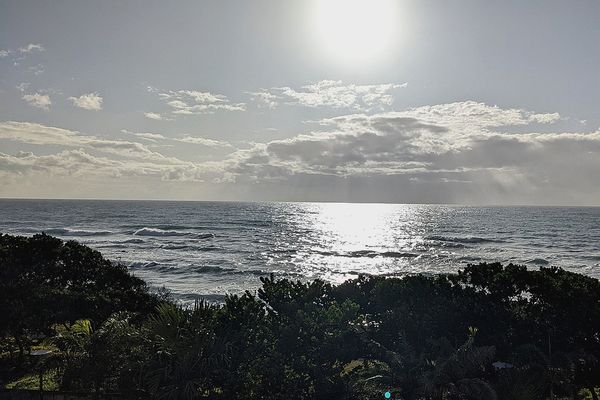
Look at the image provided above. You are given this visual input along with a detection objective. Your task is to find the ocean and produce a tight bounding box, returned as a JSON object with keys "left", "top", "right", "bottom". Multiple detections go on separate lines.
{"left": 1, "top": 199, "right": 599, "bottom": 303}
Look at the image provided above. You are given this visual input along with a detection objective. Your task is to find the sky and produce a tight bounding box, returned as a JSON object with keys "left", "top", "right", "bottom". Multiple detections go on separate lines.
{"left": 1, "top": 0, "right": 599, "bottom": 204}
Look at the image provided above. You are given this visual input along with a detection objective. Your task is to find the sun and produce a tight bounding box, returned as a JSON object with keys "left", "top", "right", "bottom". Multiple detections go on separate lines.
{"left": 313, "top": 0, "right": 399, "bottom": 67}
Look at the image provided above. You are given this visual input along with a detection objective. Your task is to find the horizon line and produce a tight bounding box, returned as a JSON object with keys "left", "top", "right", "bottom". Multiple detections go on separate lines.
{"left": 1, "top": 196, "right": 599, "bottom": 208}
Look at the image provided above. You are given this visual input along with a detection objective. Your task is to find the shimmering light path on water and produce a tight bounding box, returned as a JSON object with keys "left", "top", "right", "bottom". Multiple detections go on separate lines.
{"left": 1, "top": 200, "right": 599, "bottom": 303}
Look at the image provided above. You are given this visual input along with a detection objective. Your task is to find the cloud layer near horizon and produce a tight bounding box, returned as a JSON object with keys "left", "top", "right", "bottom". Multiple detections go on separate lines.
{"left": 1, "top": 101, "right": 599, "bottom": 204}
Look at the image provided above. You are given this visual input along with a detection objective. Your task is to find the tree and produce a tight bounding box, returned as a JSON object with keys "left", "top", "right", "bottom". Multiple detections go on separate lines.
{"left": 0, "top": 233, "right": 158, "bottom": 361}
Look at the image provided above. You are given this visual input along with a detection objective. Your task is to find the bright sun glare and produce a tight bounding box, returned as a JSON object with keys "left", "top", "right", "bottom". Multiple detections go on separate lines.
{"left": 314, "top": 0, "right": 398, "bottom": 66}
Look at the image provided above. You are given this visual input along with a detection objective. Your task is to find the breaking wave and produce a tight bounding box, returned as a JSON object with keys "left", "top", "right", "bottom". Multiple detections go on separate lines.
{"left": 133, "top": 227, "right": 214, "bottom": 239}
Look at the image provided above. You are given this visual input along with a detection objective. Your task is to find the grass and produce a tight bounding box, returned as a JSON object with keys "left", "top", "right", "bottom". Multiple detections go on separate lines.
{"left": 1, "top": 337, "right": 60, "bottom": 391}
{"left": 5, "top": 368, "right": 60, "bottom": 391}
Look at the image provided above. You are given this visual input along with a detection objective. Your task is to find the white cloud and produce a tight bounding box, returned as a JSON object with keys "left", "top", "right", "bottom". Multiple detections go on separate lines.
{"left": 27, "top": 64, "right": 45, "bottom": 76}
{"left": 0, "top": 44, "right": 44, "bottom": 68}
{"left": 252, "top": 80, "right": 407, "bottom": 111}
{"left": 152, "top": 89, "right": 246, "bottom": 117}
{"left": 120, "top": 130, "right": 168, "bottom": 142}
{"left": 175, "top": 135, "right": 232, "bottom": 148}
{"left": 0, "top": 149, "right": 219, "bottom": 182}
{"left": 0, "top": 121, "right": 174, "bottom": 161}
{"left": 372, "top": 101, "right": 561, "bottom": 129}
{"left": 22, "top": 93, "right": 51, "bottom": 110}
{"left": 0, "top": 122, "right": 229, "bottom": 185}
{"left": 247, "top": 90, "right": 280, "bottom": 109}
{"left": 16, "top": 82, "right": 30, "bottom": 92}
{"left": 120, "top": 129, "right": 231, "bottom": 148}
{"left": 221, "top": 102, "right": 600, "bottom": 203}
{"left": 68, "top": 92, "right": 103, "bottom": 111}
{"left": 1, "top": 100, "right": 599, "bottom": 204}
{"left": 144, "top": 112, "right": 168, "bottom": 121}
{"left": 18, "top": 43, "right": 45, "bottom": 53}
{"left": 0, "top": 148, "right": 228, "bottom": 187}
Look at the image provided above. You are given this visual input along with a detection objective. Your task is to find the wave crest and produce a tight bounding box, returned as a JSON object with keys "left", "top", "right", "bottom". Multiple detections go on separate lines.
{"left": 133, "top": 227, "right": 214, "bottom": 239}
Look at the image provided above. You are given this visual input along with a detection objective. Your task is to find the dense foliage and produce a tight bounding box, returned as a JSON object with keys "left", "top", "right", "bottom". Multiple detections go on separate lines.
{"left": 0, "top": 233, "right": 158, "bottom": 360}
{"left": 1, "top": 233, "right": 600, "bottom": 399}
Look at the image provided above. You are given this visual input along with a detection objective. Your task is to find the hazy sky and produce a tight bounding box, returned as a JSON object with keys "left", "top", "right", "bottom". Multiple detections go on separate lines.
{"left": 1, "top": 0, "right": 599, "bottom": 204}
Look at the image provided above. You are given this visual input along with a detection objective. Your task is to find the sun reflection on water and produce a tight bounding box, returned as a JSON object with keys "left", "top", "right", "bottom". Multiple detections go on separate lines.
{"left": 282, "top": 203, "right": 432, "bottom": 282}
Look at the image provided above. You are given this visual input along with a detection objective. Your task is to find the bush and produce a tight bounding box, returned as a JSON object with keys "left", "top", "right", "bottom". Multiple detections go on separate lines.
{"left": 2, "top": 234, "right": 600, "bottom": 399}
{"left": 0, "top": 233, "right": 158, "bottom": 360}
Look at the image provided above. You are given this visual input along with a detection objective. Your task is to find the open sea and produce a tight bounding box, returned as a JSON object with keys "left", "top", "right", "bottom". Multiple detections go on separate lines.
{"left": 1, "top": 199, "right": 599, "bottom": 303}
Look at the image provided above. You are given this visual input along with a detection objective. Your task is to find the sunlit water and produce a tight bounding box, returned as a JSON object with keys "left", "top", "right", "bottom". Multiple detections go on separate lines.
{"left": 1, "top": 199, "right": 599, "bottom": 303}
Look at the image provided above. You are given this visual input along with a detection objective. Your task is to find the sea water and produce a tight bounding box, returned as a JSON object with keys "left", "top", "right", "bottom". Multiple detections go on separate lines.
{"left": 1, "top": 199, "right": 599, "bottom": 303}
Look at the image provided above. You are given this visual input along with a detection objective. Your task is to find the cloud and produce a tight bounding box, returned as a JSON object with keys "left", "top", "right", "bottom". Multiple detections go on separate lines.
{"left": 228, "top": 118, "right": 446, "bottom": 177}
{"left": 1, "top": 100, "right": 599, "bottom": 204}
{"left": 27, "top": 64, "right": 45, "bottom": 75}
{"left": 119, "top": 129, "right": 230, "bottom": 148}
{"left": 215, "top": 101, "right": 600, "bottom": 203}
{"left": 120, "top": 130, "right": 167, "bottom": 142}
{"left": 68, "top": 92, "right": 103, "bottom": 111}
{"left": 174, "top": 135, "right": 232, "bottom": 148}
{"left": 251, "top": 80, "right": 407, "bottom": 111}
{"left": 136, "top": 133, "right": 166, "bottom": 142}
{"left": 16, "top": 82, "right": 30, "bottom": 92}
{"left": 0, "top": 150, "right": 128, "bottom": 178}
{"left": 0, "top": 44, "right": 44, "bottom": 68}
{"left": 0, "top": 121, "right": 174, "bottom": 161}
{"left": 22, "top": 93, "right": 51, "bottom": 110}
{"left": 153, "top": 89, "right": 245, "bottom": 117}
{"left": 0, "top": 122, "right": 230, "bottom": 185}
{"left": 246, "top": 90, "right": 279, "bottom": 109}
{"left": 366, "top": 101, "right": 561, "bottom": 129}
{"left": 18, "top": 43, "right": 45, "bottom": 53}
{"left": 243, "top": 102, "right": 564, "bottom": 178}
{"left": 0, "top": 149, "right": 225, "bottom": 184}
{"left": 144, "top": 112, "right": 169, "bottom": 121}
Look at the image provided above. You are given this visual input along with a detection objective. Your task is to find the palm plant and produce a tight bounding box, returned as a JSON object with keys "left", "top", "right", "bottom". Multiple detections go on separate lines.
{"left": 419, "top": 331, "right": 497, "bottom": 400}
{"left": 47, "top": 319, "right": 92, "bottom": 389}
{"left": 142, "top": 301, "right": 231, "bottom": 399}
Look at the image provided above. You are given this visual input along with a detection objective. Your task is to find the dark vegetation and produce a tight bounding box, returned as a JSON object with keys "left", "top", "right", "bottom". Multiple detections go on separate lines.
{"left": 1, "top": 233, "right": 600, "bottom": 399}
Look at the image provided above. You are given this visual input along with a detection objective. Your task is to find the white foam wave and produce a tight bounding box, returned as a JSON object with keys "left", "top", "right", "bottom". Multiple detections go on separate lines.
{"left": 133, "top": 227, "right": 214, "bottom": 239}
{"left": 133, "top": 227, "right": 190, "bottom": 237}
